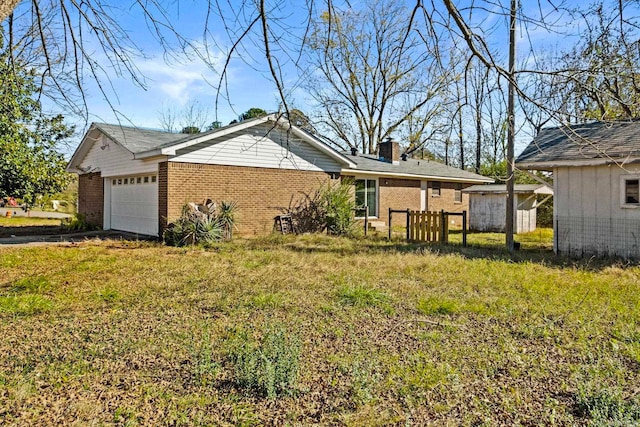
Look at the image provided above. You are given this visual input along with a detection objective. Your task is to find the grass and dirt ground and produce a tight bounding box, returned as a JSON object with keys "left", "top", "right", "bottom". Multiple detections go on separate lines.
{"left": 0, "top": 228, "right": 639, "bottom": 426}
{"left": 0, "top": 217, "right": 66, "bottom": 238}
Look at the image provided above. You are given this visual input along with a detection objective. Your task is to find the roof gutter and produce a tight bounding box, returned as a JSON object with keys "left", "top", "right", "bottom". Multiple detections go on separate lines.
{"left": 341, "top": 168, "right": 494, "bottom": 183}
{"left": 517, "top": 156, "right": 640, "bottom": 170}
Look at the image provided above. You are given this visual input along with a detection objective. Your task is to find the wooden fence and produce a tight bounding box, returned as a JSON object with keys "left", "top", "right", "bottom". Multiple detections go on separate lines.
{"left": 409, "top": 210, "right": 446, "bottom": 242}
{"left": 389, "top": 208, "right": 467, "bottom": 246}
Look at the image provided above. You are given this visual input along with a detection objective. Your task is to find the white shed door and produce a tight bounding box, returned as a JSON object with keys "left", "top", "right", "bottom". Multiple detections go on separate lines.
{"left": 110, "top": 175, "right": 158, "bottom": 236}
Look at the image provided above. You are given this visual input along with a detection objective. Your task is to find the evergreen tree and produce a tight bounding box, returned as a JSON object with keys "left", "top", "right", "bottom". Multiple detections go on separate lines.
{"left": 0, "top": 36, "right": 73, "bottom": 205}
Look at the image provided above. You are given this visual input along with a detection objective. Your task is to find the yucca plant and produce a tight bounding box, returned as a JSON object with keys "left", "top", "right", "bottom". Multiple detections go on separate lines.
{"left": 163, "top": 200, "right": 234, "bottom": 246}
{"left": 217, "top": 200, "right": 238, "bottom": 239}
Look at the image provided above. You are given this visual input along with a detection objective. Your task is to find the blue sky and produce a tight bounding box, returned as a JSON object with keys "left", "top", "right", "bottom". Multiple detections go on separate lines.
{"left": 28, "top": 0, "right": 624, "bottom": 154}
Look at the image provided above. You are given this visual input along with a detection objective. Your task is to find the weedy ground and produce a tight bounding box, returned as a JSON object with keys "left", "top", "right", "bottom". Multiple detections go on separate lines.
{"left": 0, "top": 230, "right": 639, "bottom": 426}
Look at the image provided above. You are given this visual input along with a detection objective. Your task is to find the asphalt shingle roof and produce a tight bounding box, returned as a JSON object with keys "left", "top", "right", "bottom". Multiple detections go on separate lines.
{"left": 343, "top": 153, "right": 492, "bottom": 182}
{"left": 93, "top": 123, "right": 187, "bottom": 154}
{"left": 516, "top": 120, "right": 640, "bottom": 167}
{"left": 90, "top": 122, "right": 491, "bottom": 182}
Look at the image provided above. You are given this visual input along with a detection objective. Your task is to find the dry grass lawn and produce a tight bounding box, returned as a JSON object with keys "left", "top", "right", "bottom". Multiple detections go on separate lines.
{"left": 0, "top": 233, "right": 639, "bottom": 426}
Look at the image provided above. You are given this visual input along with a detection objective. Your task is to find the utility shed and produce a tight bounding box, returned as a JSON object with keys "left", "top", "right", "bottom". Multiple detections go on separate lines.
{"left": 463, "top": 184, "right": 553, "bottom": 233}
{"left": 517, "top": 120, "right": 640, "bottom": 258}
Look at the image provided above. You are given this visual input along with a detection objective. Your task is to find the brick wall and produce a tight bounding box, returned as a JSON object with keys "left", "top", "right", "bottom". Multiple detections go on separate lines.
{"left": 78, "top": 172, "right": 103, "bottom": 227}
{"left": 163, "top": 162, "right": 334, "bottom": 235}
{"left": 378, "top": 178, "right": 421, "bottom": 225}
{"left": 427, "top": 181, "right": 472, "bottom": 226}
{"left": 158, "top": 162, "right": 168, "bottom": 231}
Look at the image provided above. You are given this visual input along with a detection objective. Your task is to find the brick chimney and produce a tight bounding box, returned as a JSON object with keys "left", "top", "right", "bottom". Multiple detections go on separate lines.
{"left": 379, "top": 137, "right": 400, "bottom": 165}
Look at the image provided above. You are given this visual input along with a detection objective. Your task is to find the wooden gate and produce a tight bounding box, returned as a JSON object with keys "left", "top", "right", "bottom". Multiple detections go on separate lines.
{"left": 388, "top": 208, "right": 467, "bottom": 246}
{"left": 409, "top": 210, "right": 446, "bottom": 242}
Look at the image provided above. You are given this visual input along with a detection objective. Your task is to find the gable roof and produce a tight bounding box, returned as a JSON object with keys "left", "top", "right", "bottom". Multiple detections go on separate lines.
{"left": 516, "top": 120, "right": 640, "bottom": 169}
{"left": 67, "top": 115, "right": 357, "bottom": 172}
{"left": 463, "top": 184, "right": 553, "bottom": 195}
{"left": 342, "top": 153, "right": 493, "bottom": 183}
{"left": 93, "top": 123, "right": 189, "bottom": 153}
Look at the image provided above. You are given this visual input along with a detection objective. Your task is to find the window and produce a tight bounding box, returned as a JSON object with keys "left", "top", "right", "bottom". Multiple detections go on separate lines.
{"left": 151, "top": 175, "right": 157, "bottom": 183}
{"left": 626, "top": 179, "right": 639, "bottom": 204}
{"left": 123, "top": 178, "right": 128, "bottom": 185}
{"left": 112, "top": 179, "right": 116, "bottom": 186}
{"left": 355, "top": 179, "right": 377, "bottom": 217}
{"left": 454, "top": 183, "right": 462, "bottom": 203}
{"left": 144, "top": 176, "right": 149, "bottom": 183}
{"left": 117, "top": 179, "right": 122, "bottom": 185}
{"left": 137, "top": 177, "right": 142, "bottom": 184}
{"left": 432, "top": 181, "right": 441, "bottom": 197}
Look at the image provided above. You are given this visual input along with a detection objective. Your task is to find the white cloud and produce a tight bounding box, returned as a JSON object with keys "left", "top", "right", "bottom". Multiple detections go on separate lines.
{"left": 135, "top": 53, "right": 223, "bottom": 106}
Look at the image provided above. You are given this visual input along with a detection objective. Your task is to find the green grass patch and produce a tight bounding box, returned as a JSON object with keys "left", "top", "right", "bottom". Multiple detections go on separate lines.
{"left": 0, "top": 294, "right": 54, "bottom": 315}
{"left": 416, "top": 296, "right": 460, "bottom": 315}
{"left": 336, "top": 284, "right": 389, "bottom": 307}
{"left": 11, "top": 276, "right": 52, "bottom": 293}
{"left": 0, "top": 234, "right": 638, "bottom": 425}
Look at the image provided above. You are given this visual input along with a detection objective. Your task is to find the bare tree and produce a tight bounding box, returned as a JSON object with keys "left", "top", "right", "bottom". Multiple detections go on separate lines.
{"left": 158, "top": 104, "right": 179, "bottom": 133}
{"left": 556, "top": 1, "right": 640, "bottom": 121}
{"left": 158, "top": 100, "right": 210, "bottom": 133}
{"left": 3, "top": 0, "right": 192, "bottom": 119}
{"left": 303, "top": 0, "right": 452, "bottom": 155}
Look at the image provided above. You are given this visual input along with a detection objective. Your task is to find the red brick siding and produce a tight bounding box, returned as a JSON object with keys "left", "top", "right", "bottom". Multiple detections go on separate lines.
{"left": 78, "top": 172, "right": 103, "bottom": 227}
{"left": 378, "top": 178, "right": 421, "bottom": 224}
{"left": 427, "top": 182, "right": 472, "bottom": 226}
{"left": 164, "top": 162, "right": 334, "bottom": 235}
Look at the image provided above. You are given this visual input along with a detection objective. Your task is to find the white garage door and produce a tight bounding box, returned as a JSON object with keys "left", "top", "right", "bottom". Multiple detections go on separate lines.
{"left": 110, "top": 175, "right": 158, "bottom": 236}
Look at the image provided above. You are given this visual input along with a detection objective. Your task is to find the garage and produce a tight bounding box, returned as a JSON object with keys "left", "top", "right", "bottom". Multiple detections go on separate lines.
{"left": 108, "top": 174, "right": 158, "bottom": 236}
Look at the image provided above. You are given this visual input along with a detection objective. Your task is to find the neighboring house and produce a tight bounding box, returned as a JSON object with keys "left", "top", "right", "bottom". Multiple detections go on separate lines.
{"left": 463, "top": 184, "right": 553, "bottom": 233}
{"left": 516, "top": 120, "right": 640, "bottom": 258}
{"left": 67, "top": 115, "right": 492, "bottom": 237}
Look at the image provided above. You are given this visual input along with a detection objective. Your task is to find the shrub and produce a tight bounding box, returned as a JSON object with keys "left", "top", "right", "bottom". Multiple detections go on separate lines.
{"left": 163, "top": 200, "right": 236, "bottom": 246}
{"left": 575, "top": 388, "right": 640, "bottom": 425}
{"left": 225, "top": 323, "right": 301, "bottom": 399}
{"left": 61, "top": 213, "right": 97, "bottom": 232}
{"left": 284, "top": 179, "right": 356, "bottom": 236}
{"left": 217, "top": 200, "right": 238, "bottom": 239}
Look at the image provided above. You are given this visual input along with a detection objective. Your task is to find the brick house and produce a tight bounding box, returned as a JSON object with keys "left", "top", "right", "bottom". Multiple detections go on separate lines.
{"left": 67, "top": 115, "right": 491, "bottom": 236}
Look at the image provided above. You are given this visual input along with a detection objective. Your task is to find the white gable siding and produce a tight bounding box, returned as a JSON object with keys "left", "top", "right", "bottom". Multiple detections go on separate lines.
{"left": 79, "top": 135, "right": 162, "bottom": 177}
{"left": 555, "top": 164, "right": 640, "bottom": 258}
{"left": 169, "top": 124, "right": 342, "bottom": 172}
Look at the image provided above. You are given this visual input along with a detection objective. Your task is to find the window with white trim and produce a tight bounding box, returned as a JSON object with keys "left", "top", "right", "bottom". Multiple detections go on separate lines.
{"left": 355, "top": 179, "right": 377, "bottom": 217}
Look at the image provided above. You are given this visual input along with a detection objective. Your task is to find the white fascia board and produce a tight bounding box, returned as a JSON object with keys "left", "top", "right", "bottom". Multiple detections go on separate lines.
{"left": 134, "top": 116, "right": 273, "bottom": 159}
{"left": 283, "top": 122, "right": 357, "bottom": 168}
{"left": 341, "top": 168, "right": 494, "bottom": 183}
{"left": 517, "top": 156, "right": 640, "bottom": 170}
{"left": 66, "top": 125, "right": 110, "bottom": 173}
{"left": 135, "top": 114, "right": 357, "bottom": 168}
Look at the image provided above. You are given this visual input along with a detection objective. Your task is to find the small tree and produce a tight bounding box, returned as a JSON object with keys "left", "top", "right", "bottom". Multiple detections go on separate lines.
{"left": 0, "top": 39, "right": 73, "bottom": 205}
{"left": 180, "top": 126, "right": 200, "bottom": 134}
{"left": 239, "top": 107, "right": 267, "bottom": 121}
